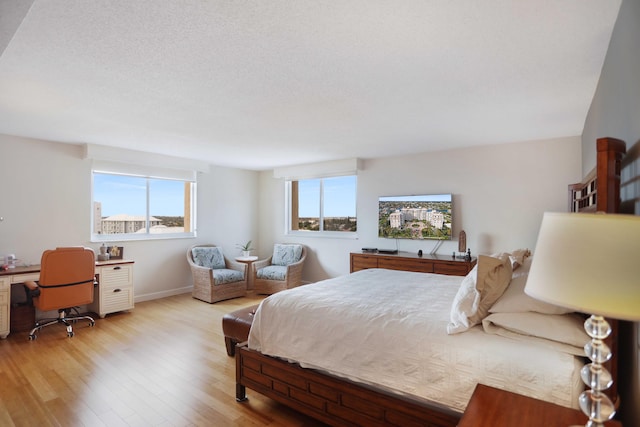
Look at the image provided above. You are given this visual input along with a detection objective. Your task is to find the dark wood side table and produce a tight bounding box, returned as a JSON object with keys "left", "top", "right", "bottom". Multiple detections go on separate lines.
{"left": 458, "top": 384, "right": 622, "bottom": 427}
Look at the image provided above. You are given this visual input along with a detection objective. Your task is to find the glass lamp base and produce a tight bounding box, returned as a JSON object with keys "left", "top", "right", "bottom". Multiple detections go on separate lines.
{"left": 579, "top": 315, "right": 616, "bottom": 427}
{"left": 578, "top": 389, "right": 615, "bottom": 424}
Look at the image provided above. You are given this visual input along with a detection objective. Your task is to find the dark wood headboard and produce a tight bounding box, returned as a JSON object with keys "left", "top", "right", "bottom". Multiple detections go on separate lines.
{"left": 568, "top": 137, "right": 626, "bottom": 213}
{"left": 568, "top": 136, "right": 627, "bottom": 406}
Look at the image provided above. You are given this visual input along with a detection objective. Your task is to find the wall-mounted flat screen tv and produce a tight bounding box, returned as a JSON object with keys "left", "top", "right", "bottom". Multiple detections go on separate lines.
{"left": 378, "top": 194, "right": 452, "bottom": 240}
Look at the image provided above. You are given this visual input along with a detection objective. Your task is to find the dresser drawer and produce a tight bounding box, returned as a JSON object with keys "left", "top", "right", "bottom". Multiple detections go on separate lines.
{"left": 378, "top": 257, "right": 434, "bottom": 273}
{"left": 434, "top": 262, "right": 472, "bottom": 276}
{"left": 351, "top": 255, "right": 378, "bottom": 271}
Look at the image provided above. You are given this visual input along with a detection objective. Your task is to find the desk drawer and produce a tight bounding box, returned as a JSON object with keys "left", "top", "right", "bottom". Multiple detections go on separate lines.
{"left": 0, "top": 288, "right": 8, "bottom": 336}
{"left": 11, "top": 273, "right": 40, "bottom": 283}
{"left": 99, "top": 264, "right": 133, "bottom": 288}
{"left": 102, "top": 287, "right": 134, "bottom": 313}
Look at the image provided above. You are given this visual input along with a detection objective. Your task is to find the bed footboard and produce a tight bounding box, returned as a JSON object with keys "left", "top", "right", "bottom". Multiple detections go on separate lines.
{"left": 236, "top": 344, "right": 460, "bottom": 427}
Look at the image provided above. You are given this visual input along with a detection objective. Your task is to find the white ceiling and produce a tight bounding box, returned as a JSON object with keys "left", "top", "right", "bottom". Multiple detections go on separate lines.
{"left": 0, "top": 0, "right": 621, "bottom": 170}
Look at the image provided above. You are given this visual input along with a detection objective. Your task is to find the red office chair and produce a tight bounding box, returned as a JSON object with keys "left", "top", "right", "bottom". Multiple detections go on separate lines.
{"left": 24, "top": 247, "right": 96, "bottom": 339}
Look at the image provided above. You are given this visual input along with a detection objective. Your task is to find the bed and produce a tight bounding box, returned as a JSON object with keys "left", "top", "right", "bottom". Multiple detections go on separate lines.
{"left": 235, "top": 137, "right": 627, "bottom": 427}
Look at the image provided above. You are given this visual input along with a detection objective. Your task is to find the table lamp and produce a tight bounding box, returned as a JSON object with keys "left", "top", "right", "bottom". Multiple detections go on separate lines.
{"left": 525, "top": 212, "right": 640, "bottom": 427}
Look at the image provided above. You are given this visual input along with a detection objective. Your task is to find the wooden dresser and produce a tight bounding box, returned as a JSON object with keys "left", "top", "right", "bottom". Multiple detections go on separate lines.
{"left": 350, "top": 251, "right": 476, "bottom": 276}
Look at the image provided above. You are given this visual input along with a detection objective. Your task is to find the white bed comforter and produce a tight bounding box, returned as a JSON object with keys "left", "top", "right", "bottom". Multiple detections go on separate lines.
{"left": 248, "top": 268, "right": 582, "bottom": 412}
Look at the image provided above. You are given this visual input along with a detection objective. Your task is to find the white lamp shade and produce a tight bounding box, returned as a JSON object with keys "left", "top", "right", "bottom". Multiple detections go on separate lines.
{"left": 525, "top": 212, "right": 640, "bottom": 321}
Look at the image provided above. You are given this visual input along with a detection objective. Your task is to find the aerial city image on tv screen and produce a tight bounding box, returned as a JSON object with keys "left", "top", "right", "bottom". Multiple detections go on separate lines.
{"left": 378, "top": 194, "right": 452, "bottom": 240}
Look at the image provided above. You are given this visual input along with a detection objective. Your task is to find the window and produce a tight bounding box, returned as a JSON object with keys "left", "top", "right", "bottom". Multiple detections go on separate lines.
{"left": 92, "top": 171, "right": 196, "bottom": 241}
{"left": 288, "top": 175, "right": 357, "bottom": 234}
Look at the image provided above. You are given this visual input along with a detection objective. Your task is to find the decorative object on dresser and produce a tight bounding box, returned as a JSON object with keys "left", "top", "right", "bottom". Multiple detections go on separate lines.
{"left": 350, "top": 251, "right": 476, "bottom": 276}
{"left": 525, "top": 212, "right": 640, "bottom": 426}
{"left": 106, "top": 245, "right": 124, "bottom": 260}
{"left": 97, "top": 243, "right": 110, "bottom": 261}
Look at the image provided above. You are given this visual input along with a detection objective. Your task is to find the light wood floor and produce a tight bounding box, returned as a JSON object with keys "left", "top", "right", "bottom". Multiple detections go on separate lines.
{"left": 0, "top": 293, "right": 328, "bottom": 427}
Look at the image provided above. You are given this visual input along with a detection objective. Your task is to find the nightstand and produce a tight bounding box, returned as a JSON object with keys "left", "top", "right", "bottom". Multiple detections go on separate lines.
{"left": 458, "top": 384, "right": 621, "bottom": 427}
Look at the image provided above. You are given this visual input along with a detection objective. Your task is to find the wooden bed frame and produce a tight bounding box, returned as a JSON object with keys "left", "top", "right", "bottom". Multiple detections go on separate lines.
{"left": 568, "top": 136, "right": 627, "bottom": 406}
{"left": 235, "top": 137, "right": 628, "bottom": 426}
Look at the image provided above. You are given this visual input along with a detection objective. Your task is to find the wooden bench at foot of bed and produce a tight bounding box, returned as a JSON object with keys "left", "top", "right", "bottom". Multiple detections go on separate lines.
{"left": 236, "top": 344, "right": 460, "bottom": 427}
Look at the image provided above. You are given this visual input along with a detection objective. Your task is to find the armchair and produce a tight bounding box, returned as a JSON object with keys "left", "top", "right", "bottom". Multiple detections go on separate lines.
{"left": 253, "top": 244, "right": 307, "bottom": 294}
{"left": 187, "top": 244, "right": 247, "bottom": 303}
{"left": 24, "top": 247, "right": 96, "bottom": 340}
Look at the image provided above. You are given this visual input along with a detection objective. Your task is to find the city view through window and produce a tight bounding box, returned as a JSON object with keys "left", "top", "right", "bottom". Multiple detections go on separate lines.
{"left": 292, "top": 175, "right": 357, "bottom": 232}
{"left": 93, "top": 172, "right": 193, "bottom": 236}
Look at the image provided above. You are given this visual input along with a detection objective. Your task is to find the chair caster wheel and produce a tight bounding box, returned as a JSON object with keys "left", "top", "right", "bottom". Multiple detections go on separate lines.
{"left": 67, "top": 332, "right": 74, "bottom": 338}
{"left": 90, "top": 321, "right": 95, "bottom": 327}
{"left": 28, "top": 334, "right": 36, "bottom": 340}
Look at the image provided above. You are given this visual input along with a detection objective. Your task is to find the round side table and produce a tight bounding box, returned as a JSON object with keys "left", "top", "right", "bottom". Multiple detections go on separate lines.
{"left": 235, "top": 256, "right": 258, "bottom": 290}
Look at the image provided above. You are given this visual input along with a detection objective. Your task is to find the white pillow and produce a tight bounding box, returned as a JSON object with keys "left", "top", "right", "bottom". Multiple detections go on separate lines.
{"left": 482, "top": 312, "right": 588, "bottom": 356}
{"left": 447, "top": 265, "right": 480, "bottom": 334}
{"left": 490, "top": 258, "right": 573, "bottom": 315}
{"left": 447, "top": 253, "right": 512, "bottom": 334}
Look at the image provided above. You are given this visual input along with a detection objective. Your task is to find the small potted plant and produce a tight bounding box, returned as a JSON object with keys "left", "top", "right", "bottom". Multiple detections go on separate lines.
{"left": 236, "top": 241, "right": 254, "bottom": 257}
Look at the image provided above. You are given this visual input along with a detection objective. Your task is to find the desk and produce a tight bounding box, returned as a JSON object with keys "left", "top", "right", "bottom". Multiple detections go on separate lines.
{"left": 235, "top": 256, "right": 258, "bottom": 290}
{"left": 0, "top": 259, "right": 134, "bottom": 339}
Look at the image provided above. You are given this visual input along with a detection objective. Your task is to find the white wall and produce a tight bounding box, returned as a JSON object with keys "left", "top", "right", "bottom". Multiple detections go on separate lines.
{"left": 258, "top": 136, "right": 582, "bottom": 283}
{"left": 582, "top": 0, "right": 640, "bottom": 171}
{"left": 0, "top": 134, "right": 259, "bottom": 301}
{"left": 0, "top": 128, "right": 582, "bottom": 298}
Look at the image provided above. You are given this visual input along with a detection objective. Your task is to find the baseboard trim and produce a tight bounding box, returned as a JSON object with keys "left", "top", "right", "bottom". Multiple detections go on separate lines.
{"left": 135, "top": 286, "right": 192, "bottom": 303}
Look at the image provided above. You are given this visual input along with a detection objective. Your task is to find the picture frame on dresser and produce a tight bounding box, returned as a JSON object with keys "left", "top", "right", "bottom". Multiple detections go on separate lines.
{"left": 106, "top": 246, "right": 124, "bottom": 260}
